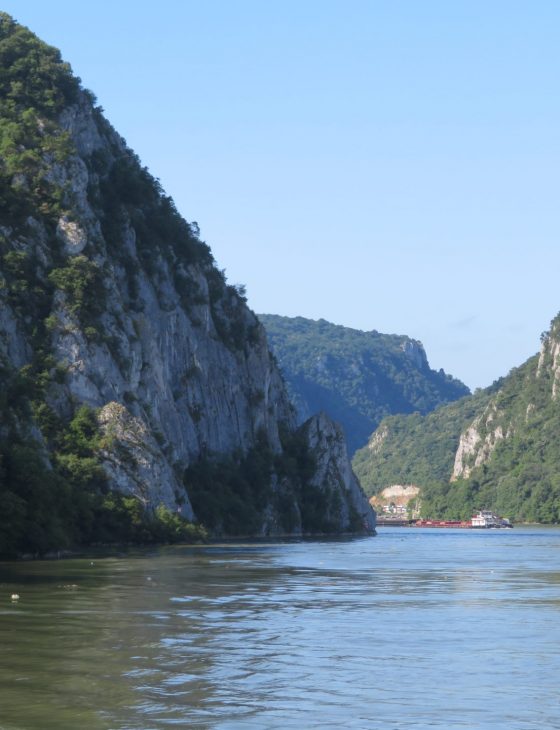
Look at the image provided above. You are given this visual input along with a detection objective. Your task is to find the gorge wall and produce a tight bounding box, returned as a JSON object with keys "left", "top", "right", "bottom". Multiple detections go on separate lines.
{"left": 0, "top": 14, "right": 374, "bottom": 552}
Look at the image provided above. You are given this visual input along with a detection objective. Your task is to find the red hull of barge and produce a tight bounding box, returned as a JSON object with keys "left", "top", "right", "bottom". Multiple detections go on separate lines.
{"left": 414, "top": 520, "right": 472, "bottom": 528}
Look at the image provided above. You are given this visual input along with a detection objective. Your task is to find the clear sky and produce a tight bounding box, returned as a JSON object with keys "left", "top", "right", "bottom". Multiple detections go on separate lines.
{"left": 4, "top": 1, "right": 560, "bottom": 389}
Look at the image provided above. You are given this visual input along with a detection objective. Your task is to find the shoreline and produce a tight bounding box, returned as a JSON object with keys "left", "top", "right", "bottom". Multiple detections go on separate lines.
{"left": 3, "top": 529, "right": 377, "bottom": 563}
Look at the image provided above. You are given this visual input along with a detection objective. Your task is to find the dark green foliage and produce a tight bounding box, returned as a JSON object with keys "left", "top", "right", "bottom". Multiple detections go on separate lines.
{"left": 95, "top": 155, "right": 213, "bottom": 272}
{"left": 356, "top": 315, "right": 560, "bottom": 523}
{"left": 185, "top": 425, "right": 351, "bottom": 536}
{"left": 48, "top": 255, "right": 106, "bottom": 331}
{"left": 259, "top": 315, "right": 469, "bottom": 454}
{"left": 353, "top": 388, "right": 493, "bottom": 496}
{"left": 1, "top": 248, "right": 52, "bottom": 323}
{"left": 0, "top": 445, "right": 62, "bottom": 556}
{"left": 185, "top": 435, "right": 276, "bottom": 535}
{"left": 0, "top": 13, "right": 79, "bottom": 116}
{"left": 87, "top": 496, "right": 208, "bottom": 546}
{"left": 206, "top": 272, "right": 255, "bottom": 351}
{"left": 0, "top": 14, "right": 77, "bottom": 228}
{"left": 0, "top": 403, "right": 206, "bottom": 557}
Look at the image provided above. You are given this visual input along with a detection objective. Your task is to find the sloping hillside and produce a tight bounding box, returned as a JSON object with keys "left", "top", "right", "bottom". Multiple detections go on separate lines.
{"left": 354, "top": 314, "right": 560, "bottom": 523}
{"left": 260, "top": 314, "right": 469, "bottom": 453}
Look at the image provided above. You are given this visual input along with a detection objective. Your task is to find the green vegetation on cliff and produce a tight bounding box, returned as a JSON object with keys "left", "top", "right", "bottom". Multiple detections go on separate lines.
{"left": 260, "top": 314, "right": 469, "bottom": 454}
{"left": 0, "top": 14, "right": 370, "bottom": 556}
{"left": 0, "top": 12, "right": 79, "bottom": 226}
{"left": 0, "top": 14, "right": 252, "bottom": 554}
{"left": 353, "top": 387, "right": 493, "bottom": 496}
{"left": 0, "top": 399, "right": 206, "bottom": 558}
{"left": 355, "top": 314, "right": 560, "bottom": 523}
{"left": 185, "top": 426, "right": 348, "bottom": 536}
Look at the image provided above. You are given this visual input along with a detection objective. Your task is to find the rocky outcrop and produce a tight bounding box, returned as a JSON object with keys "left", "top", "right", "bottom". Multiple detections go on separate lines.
{"left": 367, "top": 424, "right": 389, "bottom": 452}
{"left": 300, "top": 413, "right": 376, "bottom": 532}
{"left": 451, "top": 415, "right": 505, "bottom": 480}
{"left": 401, "top": 339, "right": 428, "bottom": 370}
{"left": 452, "top": 321, "right": 560, "bottom": 481}
{"left": 451, "top": 421, "right": 482, "bottom": 480}
{"left": 97, "top": 402, "right": 194, "bottom": 518}
{"left": 0, "top": 16, "right": 374, "bottom": 537}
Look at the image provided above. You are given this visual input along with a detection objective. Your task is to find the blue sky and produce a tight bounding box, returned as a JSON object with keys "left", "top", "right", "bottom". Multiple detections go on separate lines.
{"left": 4, "top": 1, "right": 560, "bottom": 389}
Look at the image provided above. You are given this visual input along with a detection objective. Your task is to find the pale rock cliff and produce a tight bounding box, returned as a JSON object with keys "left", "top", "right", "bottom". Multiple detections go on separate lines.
{"left": 452, "top": 321, "right": 560, "bottom": 481}
{"left": 401, "top": 339, "right": 428, "bottom": 370}
{"left": 451, "top": 409, "right": 504, "bottom": 481}
{"left": 0, "top": 81, "right": 375, "bottom": 535}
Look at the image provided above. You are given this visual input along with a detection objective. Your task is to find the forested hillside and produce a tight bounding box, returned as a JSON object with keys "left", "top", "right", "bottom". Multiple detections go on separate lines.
{"left": 354, "top": 314, "right": 560, "bottom": 523}
{"left": 260, "top": 314, "right": 469, "bottom": 454}
{"left": 353, "top": 388, "right": 494, "bottom": 496}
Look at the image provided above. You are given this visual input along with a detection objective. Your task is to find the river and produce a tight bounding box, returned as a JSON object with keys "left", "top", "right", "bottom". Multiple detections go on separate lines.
{"left": 1, "top": 526, "right": 560, "bottom": 729}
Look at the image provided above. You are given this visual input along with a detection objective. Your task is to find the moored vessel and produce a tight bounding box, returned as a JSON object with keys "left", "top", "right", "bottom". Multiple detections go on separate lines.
{"left": 413, "top": 519, "right": 471, "bottom": 528}
{"left": 470, "top": 510, "right": 512, "bottom": 528}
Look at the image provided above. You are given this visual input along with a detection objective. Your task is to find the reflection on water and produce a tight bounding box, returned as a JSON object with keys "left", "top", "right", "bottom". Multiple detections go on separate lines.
{"left": 1, "top": 529, "right": 560, "bottom": 729}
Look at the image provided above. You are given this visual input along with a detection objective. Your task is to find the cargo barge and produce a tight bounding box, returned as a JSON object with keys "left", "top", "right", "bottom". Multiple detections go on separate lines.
{"left": 413, "top": 519, "right": 471, "bottom": 528}
{"left": 377, "top": 511, "right": 513, "bottom": 529}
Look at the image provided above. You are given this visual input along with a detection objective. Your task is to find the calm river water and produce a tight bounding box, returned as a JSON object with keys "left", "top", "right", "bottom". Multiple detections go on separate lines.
{"left": 1, "top": 527, "right": 560, "bottom": 729}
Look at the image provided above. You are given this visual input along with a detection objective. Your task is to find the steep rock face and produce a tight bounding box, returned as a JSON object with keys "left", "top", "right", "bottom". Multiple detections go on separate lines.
{"left": 0, "top": 14, "right": 375, "bottom": 544}
{"left": 4, "top": 94, "right": 292, "bottom": 511}
{"left": 367, "top": 424, "right": 389, "bottom": 453}
{"left": 452, "top": 320, "right": 560, "bottom": 482}
{"left": 537, "top": 329, "right": 560, "bottom": 399}
{"left": 400, "top": 340, "right": 428, "bottom": 370}
{"left": 451, "top": 404, "right": 505, "bottom": 480}
{"left": 301, "top": 413, "right": 376, "bottom": 532}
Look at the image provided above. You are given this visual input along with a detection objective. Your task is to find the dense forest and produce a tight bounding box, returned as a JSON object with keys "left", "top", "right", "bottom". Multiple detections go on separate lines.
{"left": 260, "top": 314, "right": 469, "bottom": 454}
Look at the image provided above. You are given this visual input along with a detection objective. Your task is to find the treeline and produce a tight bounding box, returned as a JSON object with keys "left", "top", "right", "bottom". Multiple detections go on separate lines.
{"left": 354, "top": 315, "right": 560, "bottom": 523}
{"left": 260, "top": 314, "right": 469, "bottom": 454}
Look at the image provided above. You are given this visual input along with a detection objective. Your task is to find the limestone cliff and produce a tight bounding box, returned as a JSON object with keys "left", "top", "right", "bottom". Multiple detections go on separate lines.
{"left": 452, "top": 317, "right": 560, "bottom": 480}
{"left": 355, "top": 313, "right": 560, "bottom": 522}
{"left": 451, "top": 404, "right": 505, "bottom": 480}
{"left": 0, "top": 14, "right": 374, "bottom": 549}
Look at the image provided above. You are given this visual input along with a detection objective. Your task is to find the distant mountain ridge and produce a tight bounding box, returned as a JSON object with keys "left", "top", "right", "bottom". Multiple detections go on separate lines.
{"left": 354, "top": 313, "right": 560, "bottom": 523}
{"left": 259, "top": 314, "right": 470, "bottom": 454}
